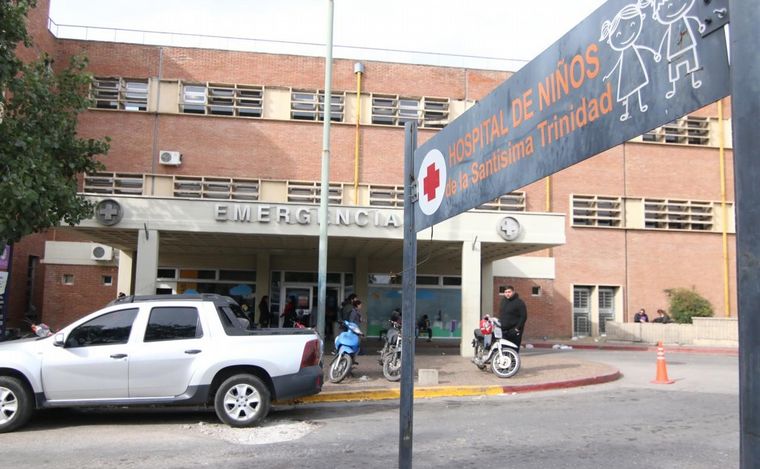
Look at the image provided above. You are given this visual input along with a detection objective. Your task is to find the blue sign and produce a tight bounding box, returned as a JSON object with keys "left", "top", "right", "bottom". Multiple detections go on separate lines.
{"left": 414, "top": 0, "right": 730, "bottom": 231}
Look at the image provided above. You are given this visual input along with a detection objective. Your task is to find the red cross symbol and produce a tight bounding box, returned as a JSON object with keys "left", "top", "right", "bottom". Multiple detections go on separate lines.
{"left": 423, "top": 163, "right": 440, "bottom": 202}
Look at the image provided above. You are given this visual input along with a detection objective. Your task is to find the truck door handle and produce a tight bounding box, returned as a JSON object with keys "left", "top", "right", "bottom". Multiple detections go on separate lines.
{"left": 110, "top": 354, "right": 127, "bottom": 359}
{"left": 184, "top": 349, "right": 202, "bottom": 355}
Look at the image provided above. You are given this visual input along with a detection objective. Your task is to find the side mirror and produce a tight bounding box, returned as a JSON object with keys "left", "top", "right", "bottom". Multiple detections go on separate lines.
{"left": 53, "top": 333, "right": 65, "bottom": 347}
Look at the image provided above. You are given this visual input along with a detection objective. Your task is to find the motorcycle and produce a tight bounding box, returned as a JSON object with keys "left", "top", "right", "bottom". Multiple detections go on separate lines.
{"left": 378, "top": 319, "right": 402, "bottom": 382}
{"left": 328, "top": 320, "right": 364, "bottom": 383}
{"left": 471, "top": 315, "right": 521, "bottom": 378}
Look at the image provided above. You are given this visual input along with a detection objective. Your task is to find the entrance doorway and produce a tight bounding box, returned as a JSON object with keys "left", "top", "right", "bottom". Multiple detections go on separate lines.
{"left": 573, "top": 286, "right": 592, "bottom": 337}
{"left": 280, "top": 284, "right": 340, "bottom": 328}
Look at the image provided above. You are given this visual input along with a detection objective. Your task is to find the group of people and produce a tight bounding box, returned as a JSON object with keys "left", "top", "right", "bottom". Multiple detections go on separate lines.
{"left": 634, "top": 308, "right": 672, "bottom": 323}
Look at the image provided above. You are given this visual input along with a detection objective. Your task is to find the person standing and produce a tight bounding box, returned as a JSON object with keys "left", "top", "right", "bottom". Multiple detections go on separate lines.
{"left": 281, "top": 296, "right": 297, "bottom": 328}
{"left": 258, "top": 295, "right": 270, "bottom": 328}
{"left": 348, "top": 298, "right": 363, "bottom": 326}
{"left": 340, "top": 293, "right": 357, "bottom": 322}
{"left": 497, "top": 285, "right": 527, "bottom": 348}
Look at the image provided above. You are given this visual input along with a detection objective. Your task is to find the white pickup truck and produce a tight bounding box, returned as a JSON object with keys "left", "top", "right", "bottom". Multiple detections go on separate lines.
{"left": 0, "top": 294, "right": 323, "bottom": 433}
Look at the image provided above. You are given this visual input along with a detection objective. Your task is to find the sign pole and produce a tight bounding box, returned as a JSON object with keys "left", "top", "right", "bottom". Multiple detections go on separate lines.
{"left": 399, "top": 121, "right": 418, "bottom": 469}
{"left": 728, "top": 1, "right": 760, "bottom": 466}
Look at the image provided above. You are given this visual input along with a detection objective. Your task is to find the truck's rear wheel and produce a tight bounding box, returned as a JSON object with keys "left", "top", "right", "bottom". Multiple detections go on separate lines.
{"left": 0, "top": 376, "right": 33, "bottom": 433}
{"left": 214, "top": 374, "right": 270, "bottom": 427}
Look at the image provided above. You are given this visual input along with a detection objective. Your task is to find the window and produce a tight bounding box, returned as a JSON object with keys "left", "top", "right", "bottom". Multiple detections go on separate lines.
{"left": 102, "top": 275, "right": 113, "bottom": 286}
{"left": 287, "top": 181, "right": 343, "bottom": 204}
{"left": 144, "top": 307, "right": 202, "bottom": 342}
{"left": 180, "top": 82, "right": 263, "bottom": 117}
{"left": 173, "top": 175, "right": 260, "bottom": 201}
{"left": 66, "top": 308, "right": 138, "bottom": 348}
{"left": 82, "top": 172, "right": 144, "bottom": 195}
{"left": 369, "top": 185, "right": 404, "bottom": 208}
{"left": 571, "top": 195, "right": 622, "bottom": 227}
{"left": 91, "top": 77, "right": 148, "bottom": 111}
{"left": 422, "top": 97, "right": 450, "bottom": 128}
{"left": 62, "top": 274, "right": 74, "bottom": 285}
{"left": 642, "top": 116, "right": 710, "bottom": 145}
{"left": 371, "top": 94, "right": 450, "bottom": 128}
{"left": 644, "top": 199, "right": 713, "bottom": 231}
{"left": 475, "top": 192, "right": 526, "bottom": 212}
{"left": 532, "top": 286, "right": 541, "bottom": 296}
{"left": 290, "top": 89, "right": 345, "bottom": 122}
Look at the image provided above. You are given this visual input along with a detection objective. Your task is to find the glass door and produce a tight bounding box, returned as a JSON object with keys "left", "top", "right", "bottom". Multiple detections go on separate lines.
{"left": 282, "top": 286, "right": 312, "bottom": 327}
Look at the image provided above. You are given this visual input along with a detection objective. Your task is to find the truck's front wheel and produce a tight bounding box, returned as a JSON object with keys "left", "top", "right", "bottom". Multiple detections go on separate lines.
{"left": 214, "top": 374, "right": 271, "bottom": 427}
{"left": 0, "top": 376, "right": 33, "bottom": 433}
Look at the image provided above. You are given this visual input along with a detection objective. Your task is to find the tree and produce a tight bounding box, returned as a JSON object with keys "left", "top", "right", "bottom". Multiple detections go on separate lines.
{"left": 665, "top": 287, "right": 714, "bottom": 324}
{"left": 0, "top": 0, "right": 109, "bottom": 244}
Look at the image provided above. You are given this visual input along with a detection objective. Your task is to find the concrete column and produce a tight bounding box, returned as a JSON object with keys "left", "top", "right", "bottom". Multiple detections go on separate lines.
{"left": 461, "top": 239, "right": 482, "bottom": 357}
{"left": 256, "top": 253, "right": 271, "bottom": 324}
{"left": 481, "top": 260, "right": 494, "bottom": 317}
{"left": 116, "top": 250, "right": 134, "bottom": 295}
{"left": 135, "top": 229, "right": 159, "bottom": 295}
{"left": 590, "top": 286, "right": 599, "bottom": 337}
{"left": 355, "top": 255, "right": 368, "bottom": 303}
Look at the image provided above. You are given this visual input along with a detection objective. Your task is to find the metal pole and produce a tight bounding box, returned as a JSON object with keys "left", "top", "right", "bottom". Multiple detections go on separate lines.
{"left": 317, "top": 0, "right": 334, "bottom": 339}
{"left": 399, "top": 121, "right": 417, "bottom": 468}
{"left": 728, "top": 2, "right": 760, "bottom": 467}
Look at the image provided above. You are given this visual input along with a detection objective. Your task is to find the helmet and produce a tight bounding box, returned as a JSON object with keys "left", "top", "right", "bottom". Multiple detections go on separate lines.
{"left": 479, "top": 318, "right": 493, "bottom": 335}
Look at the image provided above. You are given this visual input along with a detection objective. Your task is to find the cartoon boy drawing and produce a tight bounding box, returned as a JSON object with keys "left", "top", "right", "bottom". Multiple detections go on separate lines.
{"left": 652, "top": 0, "right": 705, "bottom": 99}
{"left": 600, "top": 0, "right": 659, "bottom": 122}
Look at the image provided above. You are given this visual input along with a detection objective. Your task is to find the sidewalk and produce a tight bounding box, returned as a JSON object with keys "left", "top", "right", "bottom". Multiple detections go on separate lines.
{"left": 291, "top": 336, "right": 738, "bottom": 404}
{"left": 296, "top": 339, "right": 621, "bottom": 404}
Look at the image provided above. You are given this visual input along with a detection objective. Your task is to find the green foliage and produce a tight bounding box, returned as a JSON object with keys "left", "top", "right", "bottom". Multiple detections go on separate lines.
{"left": 665, "top": 288, "right": 714, "bottom": 324}
{"left": 0, "top": 1, "right": 109, "bottom": 243}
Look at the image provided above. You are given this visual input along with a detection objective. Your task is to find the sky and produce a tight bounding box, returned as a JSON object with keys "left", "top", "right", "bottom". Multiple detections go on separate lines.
{"left": 47, "top": 0, "right": 608, "bottom": 71}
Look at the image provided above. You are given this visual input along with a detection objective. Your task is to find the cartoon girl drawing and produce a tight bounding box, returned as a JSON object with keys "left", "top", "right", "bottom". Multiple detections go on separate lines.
{"left": 600, "top": 0, "right": 658, "bottom": 122}
{"left": 651, "top": 0, "right": 705, "bottom": 99}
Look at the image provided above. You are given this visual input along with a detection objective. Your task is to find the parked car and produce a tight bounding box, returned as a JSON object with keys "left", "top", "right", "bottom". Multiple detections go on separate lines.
{"left": 0, "top": 294, "right": 323, "bottom": 433}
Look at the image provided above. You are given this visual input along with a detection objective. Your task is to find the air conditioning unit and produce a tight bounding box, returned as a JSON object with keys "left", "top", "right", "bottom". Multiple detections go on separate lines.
{"left": 159, "top": 150, "right": 182, "bottom": 166}
{"left": 90, "top": 244, "right": 113, "bottom": 261}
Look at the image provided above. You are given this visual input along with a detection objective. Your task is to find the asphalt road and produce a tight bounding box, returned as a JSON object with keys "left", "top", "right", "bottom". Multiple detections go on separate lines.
{"left": 1, "top": 350, "right": 739, "bottom": 469}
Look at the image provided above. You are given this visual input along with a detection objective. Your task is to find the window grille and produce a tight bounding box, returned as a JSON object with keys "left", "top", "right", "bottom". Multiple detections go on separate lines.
{"left": 644, "top": 198, "right": 713, "bottom": 231}
{"left": 642, "top": 116, "right": 710, "bottom": 145}
{"left": 173, "top": 176, "right": 260, "bottom": 200}
{"left": 180, "top": 82, "right": 263, "bottom": 117}
{"left": 571, "top": 195, "right": 622, "bottom": 227}
{"left": 287, "top": 181, "right": 343, "bottom": 204}
{"left": 474, "top": 192, "right": 526, "bottom": 212}
{"left": 91, "top": 77, "right": 148, "bottom": 111}
{"left": 371, "top": 94, "right": 449, "bottom": 128}
{"left": 369, "top": 185, "right": 405, "bottom": 208}
{"left": 290, "top": 89, "right": 345, "bottom": 122}
{"left": 422, "top": 97, "right": 450, "bottom": 128}
{"left": 83, "top": 172, "right": 144, "bottom": 195}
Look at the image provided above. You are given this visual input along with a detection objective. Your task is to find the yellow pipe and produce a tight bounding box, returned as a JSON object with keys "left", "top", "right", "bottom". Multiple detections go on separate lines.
{"left": 718, "top": 100, "right": 731, "bottom": 317}
{"left": 353, "top": 69, "right": 363, "bottom": 205}
{"left": 545, "top": 176, "right": 551, "bottom": 212}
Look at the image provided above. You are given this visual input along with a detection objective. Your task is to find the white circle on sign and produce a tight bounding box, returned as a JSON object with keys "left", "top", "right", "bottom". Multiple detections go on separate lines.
{"left": 417, "top": 149, "right": 447, "bottom": 216}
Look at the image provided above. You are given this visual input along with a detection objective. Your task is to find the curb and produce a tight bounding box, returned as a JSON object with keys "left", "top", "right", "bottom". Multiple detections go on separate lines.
{"left": 289, "top": 369, "right": 622, "bottom": 404}
{"left": 530, "top": 343, "right": 738, "bottom": 356}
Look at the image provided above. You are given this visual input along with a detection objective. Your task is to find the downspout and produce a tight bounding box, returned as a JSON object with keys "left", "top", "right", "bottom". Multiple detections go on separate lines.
{"left": 353, "top": 62, "right": 364, "bottom": 205}
{"left": 718, "top": 100, "right": 731, "bottom": 317}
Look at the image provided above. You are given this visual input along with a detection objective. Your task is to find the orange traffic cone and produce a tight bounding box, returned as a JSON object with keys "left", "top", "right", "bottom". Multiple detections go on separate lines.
{"left": 651, "top": 341, "right": 675, "bottom": 384}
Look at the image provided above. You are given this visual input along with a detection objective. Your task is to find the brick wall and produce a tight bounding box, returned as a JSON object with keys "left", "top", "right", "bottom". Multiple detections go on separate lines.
{"left": 42, "top": 264, "right": 118, "bottom": 330}
{"left": 492, "top": 278, "right": 561, "bottom": 340}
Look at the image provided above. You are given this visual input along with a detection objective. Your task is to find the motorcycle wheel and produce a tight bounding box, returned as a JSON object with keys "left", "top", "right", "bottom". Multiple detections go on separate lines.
{"left": 473, "top": 343, "right": 487, "bottom": 370}
{"left": 328, "top": 353, "right": 353, "bottom": 383}
{"left": 382, "top": 352, "right": 402, "bottom": 382}
{"left": 491, "top": 347, "right": 520, "bottom": 378}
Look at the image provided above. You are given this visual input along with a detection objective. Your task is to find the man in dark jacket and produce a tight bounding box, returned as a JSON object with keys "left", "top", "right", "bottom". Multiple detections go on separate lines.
{"left": 498, "top": 285, "right": 527, "bottom": 348}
